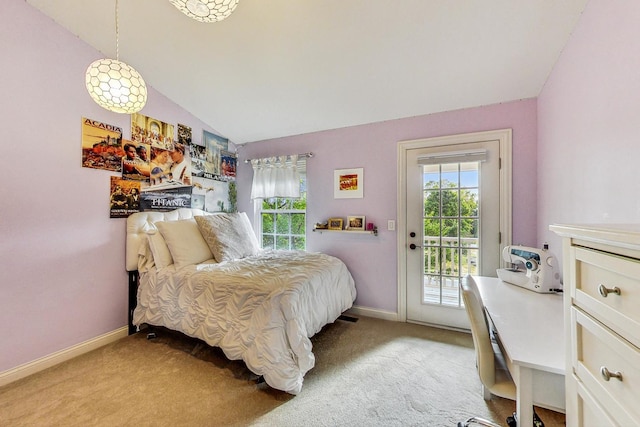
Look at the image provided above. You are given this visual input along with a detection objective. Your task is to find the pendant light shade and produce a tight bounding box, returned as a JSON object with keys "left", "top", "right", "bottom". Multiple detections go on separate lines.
{"left": 170, "top": 0, "right": 239, "bottom": 23}
{"left": 85, "top": 59, "right": 147, "bottom": 114}
{"left": 85, "top": 0, "right": 147, "bottom": 114}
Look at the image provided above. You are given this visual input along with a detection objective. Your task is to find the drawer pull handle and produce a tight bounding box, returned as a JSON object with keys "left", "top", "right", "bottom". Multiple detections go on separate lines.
{"left": 600, "top": 366, "right": 623, "bottom": 382}
{"left": 598, "top": 284, "right": 621, "bottom": 298}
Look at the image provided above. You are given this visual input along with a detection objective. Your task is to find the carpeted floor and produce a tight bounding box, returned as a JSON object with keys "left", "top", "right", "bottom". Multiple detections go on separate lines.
{"left": 0, "top": 316, "right": 565, "bottom": 426}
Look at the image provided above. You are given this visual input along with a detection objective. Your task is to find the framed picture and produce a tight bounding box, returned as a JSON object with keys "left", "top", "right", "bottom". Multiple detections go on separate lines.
{"left": 346, "top": 215, "right": 366, "bottom": 231}
{"left": 328, "top": 218, "right": 344, "bottom": 230}
{"left": 334, "top": 168, "right": 364, "bottom": 199}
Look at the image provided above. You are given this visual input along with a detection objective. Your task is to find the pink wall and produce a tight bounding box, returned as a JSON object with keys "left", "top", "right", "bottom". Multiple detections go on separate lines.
{"left": 237, "top": 99, "right": 539, "bottom": 312}
{"left": 538, "top": 0, "right": 640, "bottom": 266}
{"left": 5, "top": 0, "right": 582, "bottom": 375}
{"left": 0, "top": 1, "right": 226, "bottom": 372}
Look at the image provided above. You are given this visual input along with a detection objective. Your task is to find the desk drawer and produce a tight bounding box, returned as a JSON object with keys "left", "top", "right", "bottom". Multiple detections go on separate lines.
{"left": 574, "top": 247, "right": 640, "bottom": 347}
{"left": 573, "top": 308, "right": 640, "bottom": 426}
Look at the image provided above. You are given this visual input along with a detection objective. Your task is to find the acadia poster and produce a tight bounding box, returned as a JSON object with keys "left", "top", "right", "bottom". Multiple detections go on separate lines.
{"left": 81, "top": 117, "right": 123, "bottom": 171}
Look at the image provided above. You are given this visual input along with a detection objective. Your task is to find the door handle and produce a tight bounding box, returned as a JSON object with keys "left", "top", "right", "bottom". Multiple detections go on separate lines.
{"left": 409, "top": 243, "right": 422, "bottom": 250}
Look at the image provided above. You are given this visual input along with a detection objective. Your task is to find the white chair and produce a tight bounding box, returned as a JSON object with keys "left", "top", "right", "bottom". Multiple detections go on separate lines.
{"left": 458, "top": 275, "right": 517, "bottom": 427}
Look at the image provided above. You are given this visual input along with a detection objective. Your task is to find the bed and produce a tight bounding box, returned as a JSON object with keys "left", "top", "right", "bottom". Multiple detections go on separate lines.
{"left": 126, "top": 208, "right": 356, "bottom": 394}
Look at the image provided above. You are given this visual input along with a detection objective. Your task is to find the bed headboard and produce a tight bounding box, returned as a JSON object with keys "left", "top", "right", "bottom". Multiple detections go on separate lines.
{"left": 125, "top": 208, "right": 212, "bottom": 271}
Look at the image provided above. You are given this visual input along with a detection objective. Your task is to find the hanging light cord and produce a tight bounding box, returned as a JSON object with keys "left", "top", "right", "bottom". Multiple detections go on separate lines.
{"left": 85, "top": 0, "right": 147, "bottom": 113}
{"left": 115, "top": 0, "right": 120, "bottom": 61}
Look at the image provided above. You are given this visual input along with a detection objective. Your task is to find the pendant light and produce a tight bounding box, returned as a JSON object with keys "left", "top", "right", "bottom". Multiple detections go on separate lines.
{"left": 169, "top": 0, "right": 239, "bottom": 23}
{"left": 85, "top": 0, "right": 147, "bottom": 114}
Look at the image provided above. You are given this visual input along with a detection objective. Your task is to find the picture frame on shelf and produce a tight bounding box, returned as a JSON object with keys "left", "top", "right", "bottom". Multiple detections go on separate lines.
{"left": 346, "top": 215, "right": 366, "bottom": 231}
{"left": 328, "top": 218, "right": 343, "bottom": 230}
{"left": 334, "top": 168, "right": 364, "bottom": 199}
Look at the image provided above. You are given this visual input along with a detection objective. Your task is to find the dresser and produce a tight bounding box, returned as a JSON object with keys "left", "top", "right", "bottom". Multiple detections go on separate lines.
{"left": 550, "top": 224, "right": 640, "bottom": 426}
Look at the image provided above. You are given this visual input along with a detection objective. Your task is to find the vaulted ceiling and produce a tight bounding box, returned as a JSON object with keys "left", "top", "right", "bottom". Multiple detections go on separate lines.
{"left": 26, "top": 0, "right": 588, "bottom": 144}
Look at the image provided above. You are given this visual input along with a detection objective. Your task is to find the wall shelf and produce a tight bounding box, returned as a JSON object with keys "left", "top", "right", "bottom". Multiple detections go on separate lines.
{"left": 313, "top": 228, "right": 378, "bottom": 236}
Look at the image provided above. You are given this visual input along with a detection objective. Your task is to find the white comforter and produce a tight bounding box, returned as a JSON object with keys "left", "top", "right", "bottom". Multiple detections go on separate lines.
{"left": 133, "top": 250, "right": 356, "bottom": 394}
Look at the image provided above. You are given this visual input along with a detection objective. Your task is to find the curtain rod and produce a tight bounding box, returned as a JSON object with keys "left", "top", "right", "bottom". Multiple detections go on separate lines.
{"left": 243, "top": 152, "right": 314, "bottom": 163}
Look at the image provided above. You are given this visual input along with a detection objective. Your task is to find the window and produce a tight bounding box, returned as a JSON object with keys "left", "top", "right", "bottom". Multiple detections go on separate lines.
{"left": 258, "top": 172, "right": 307, "bottom": 250}
{"left": 422, "top": 161, "right": 479, "bottom": 306}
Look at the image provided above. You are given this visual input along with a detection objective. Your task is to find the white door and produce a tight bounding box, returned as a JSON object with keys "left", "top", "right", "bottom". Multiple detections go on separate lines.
{"left": 402, "top": 132, "right": 509, "bottom": 330}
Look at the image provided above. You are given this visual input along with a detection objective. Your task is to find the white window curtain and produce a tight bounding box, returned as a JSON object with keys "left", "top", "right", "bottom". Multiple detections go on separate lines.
{"left": 250, "top": 155, "right": 300, "bottom": 199}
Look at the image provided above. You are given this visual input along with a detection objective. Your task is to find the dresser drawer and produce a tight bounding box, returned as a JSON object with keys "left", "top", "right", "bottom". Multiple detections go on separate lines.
{"left": 575, "top": 376, "right": 617, "bottom": 427}
{"left": 574, "top": 247, "right": 640, "bottom": 347}
{"left": 573, "top": 308, "right": 640, "bottom": 426}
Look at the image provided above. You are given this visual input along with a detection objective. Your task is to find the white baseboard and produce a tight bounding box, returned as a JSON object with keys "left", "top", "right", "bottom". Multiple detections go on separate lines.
{"left": 0, "top": 326, "right": 129, "bottom": 387}
{"left": 346, "top": 305, "right": 398, "bottom": 322}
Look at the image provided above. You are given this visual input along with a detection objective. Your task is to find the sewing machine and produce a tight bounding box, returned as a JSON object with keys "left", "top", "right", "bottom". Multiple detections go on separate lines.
{"left": 496, "top": 245, "right": 562, "bottom": 293}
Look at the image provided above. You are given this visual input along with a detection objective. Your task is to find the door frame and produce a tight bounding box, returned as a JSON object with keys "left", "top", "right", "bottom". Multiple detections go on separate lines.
{"left": 396, "top": 129, "right": 513, "bottom": 323}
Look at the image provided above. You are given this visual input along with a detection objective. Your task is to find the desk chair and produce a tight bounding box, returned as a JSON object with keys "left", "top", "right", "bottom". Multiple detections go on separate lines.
{"left": 458, "top": 275, "right": 516, "bottom": 427}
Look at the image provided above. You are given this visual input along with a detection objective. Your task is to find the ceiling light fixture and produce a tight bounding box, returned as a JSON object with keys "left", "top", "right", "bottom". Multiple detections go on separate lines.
{"left": 85, "top": 0, "right": 147, "bottom": 114}
{"left": 169, "top": 0, "right": 239, "bottom": 23}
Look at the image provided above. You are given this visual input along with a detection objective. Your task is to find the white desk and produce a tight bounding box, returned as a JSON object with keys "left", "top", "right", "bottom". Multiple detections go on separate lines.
{"left": 474, "top": 276, "right": 565, "bottom": 427}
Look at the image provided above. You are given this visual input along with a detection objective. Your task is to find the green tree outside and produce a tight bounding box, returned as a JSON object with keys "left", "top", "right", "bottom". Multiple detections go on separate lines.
{"left": 261, "top": 176, "right": 307, "bottom": 250}
{"left": 423, "top": 178, "right": 478, "bottom": 276}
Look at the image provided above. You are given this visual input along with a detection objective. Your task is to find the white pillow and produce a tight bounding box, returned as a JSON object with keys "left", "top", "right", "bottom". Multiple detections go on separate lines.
{"left": 195, "top": 212, "right": 261, "bottom": 262}
{"left": 155, "top": 218, "right": 214, "bottom": 269}
{"left": 146, "top": 226, "right": 174, "bottom": 269}
{"left": 137, "top": 234, "right": 156, "bottom": 272}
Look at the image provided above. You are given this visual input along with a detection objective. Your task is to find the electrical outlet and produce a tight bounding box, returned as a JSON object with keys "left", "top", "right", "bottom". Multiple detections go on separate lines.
{"left": 387, "top": 220, "right": 395, "bottom": 231}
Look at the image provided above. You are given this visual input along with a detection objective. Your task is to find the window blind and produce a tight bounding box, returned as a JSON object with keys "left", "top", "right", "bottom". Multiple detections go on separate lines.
{"left": 417, "top": 149, "right": 487, "bottom": 165}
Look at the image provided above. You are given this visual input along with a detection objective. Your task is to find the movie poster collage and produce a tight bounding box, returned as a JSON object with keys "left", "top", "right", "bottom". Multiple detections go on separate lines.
{"left": 81, "top": 115, "right": 237, "bottom": 218}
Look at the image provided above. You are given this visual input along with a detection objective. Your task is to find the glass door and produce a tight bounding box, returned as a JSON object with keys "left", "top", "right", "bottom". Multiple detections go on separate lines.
{"left": 406, "top": 140, "right": 501, "bottom": 329}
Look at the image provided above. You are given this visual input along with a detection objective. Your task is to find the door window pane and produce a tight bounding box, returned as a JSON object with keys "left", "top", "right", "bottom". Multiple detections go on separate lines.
{"left": 460, "top": 162, "right": 479, "bottom": 188}
{"left": 422, "top": 162, "right": 479, "bottom": 307}
{"left": 424, "top": 190, "right": 441, "bottom": 216}
{"left": 441, "top": 190, "right": 459, "bottom": 216}
{"left": 441, "top": 163, "right": 458, "bottom": 186}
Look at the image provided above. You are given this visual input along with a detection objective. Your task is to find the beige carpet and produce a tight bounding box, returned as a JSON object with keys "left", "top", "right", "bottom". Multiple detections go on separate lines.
{"left": 0, "top": 316, "right": 565, "bottom": 426}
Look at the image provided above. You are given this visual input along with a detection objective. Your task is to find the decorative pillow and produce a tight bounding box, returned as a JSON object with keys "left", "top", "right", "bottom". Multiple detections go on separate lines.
{"left": 137, "top": 233, "right": 156, "bottom": 272}
{"left": 155, "top": 218, "right": 214, "bottom": 269}
{"left": 195, "top": 212, "right": 261, "bottom": 262}
{"left": 146, "top": 226, "right": 173, "bottom": 269}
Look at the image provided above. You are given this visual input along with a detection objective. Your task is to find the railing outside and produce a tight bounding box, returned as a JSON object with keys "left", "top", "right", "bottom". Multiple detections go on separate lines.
{"left": 422, "top": 236, "right": 478, "bottom": 306}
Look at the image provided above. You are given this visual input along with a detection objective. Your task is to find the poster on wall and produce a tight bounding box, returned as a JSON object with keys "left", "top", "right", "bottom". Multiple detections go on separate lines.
{"left": 121, "top": 139, "right": 150, "bottom": 181}
{"left": 169, "top": 142, "right": 192, "bottom": 185}
{"left": 192, "top": 130, "right": 228, "bottom": 181}
{"left": 221, "top": 151, "right": 237, "bottom": 180}
{"left": 191, "top": 193, "right": 205, "bottom": 210}
{"left": 192, "top": 176, "right": 232, "bottom": 213}
{"left": 190, "top": 141, "right": 207, "bottom": 178}
{"left": 177, "top": 123, "right": 192, "bottom": 145}
{"left": 168, "top": 123, "right": 194, "bottom": 185}
{"left": 139, "top": 185, "right": 192, "bottom": 212}
{"left": 109, "top": 176, "right": 140, "bottom": 218}
{"left": 81, "top": 117, "right": 123, "bottom": 171}
{"left": 146, "top": 144, "right": 192, "bottom": 186}
{"left": 131, "top": 113, "right": 175, "bottom": 151}
{"left": 149, "top": 148, "right": 172, "bottom": 186}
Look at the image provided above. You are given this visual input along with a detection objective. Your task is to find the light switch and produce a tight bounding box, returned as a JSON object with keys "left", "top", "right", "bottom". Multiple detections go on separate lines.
{"left": 387, "top": 220, "right": 395, "bottom": 231}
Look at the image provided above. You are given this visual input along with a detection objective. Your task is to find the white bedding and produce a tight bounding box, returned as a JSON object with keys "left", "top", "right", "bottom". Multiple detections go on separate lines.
{"left": 133, "top": 249, "right": 356, "bottom": 394}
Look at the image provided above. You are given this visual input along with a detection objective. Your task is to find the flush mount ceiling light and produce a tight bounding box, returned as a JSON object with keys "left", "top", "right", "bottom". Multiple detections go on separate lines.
{"left": 85, "top": 0, "right": 147, "bottom": 114}
{"left": 169, "top": 0, "right": 239, "bottom": 23}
